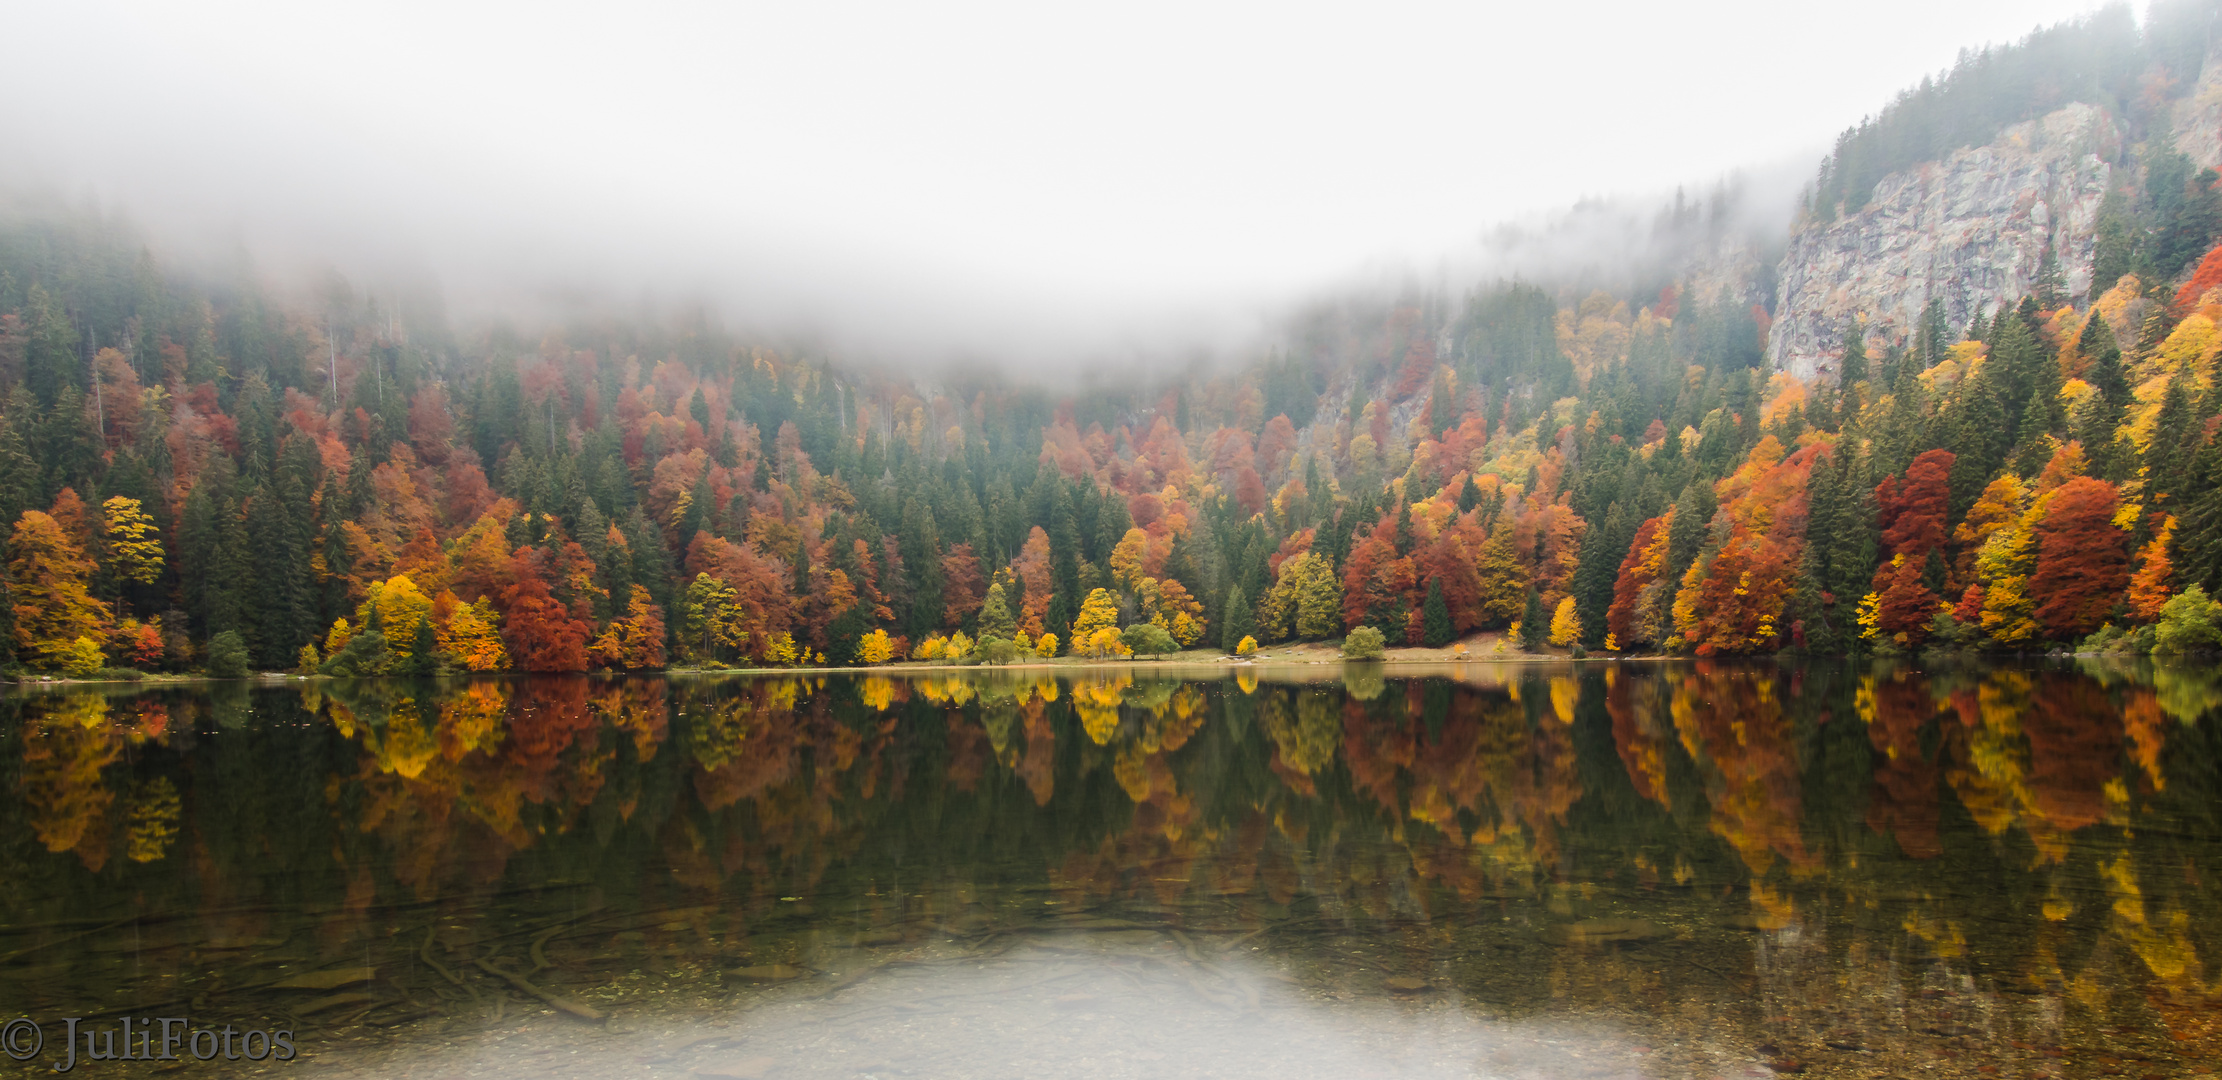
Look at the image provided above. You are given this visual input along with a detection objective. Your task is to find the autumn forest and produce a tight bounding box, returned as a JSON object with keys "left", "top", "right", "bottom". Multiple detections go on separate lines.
{"left": 6, "top": 14, "right": 2222, "bottom": 679}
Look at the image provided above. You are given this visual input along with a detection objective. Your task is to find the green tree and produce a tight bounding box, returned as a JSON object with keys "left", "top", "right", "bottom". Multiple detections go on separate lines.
{"left": 977, "top": 582, "right": 1016, "bottom": 640}
{"left": 1221, "top": 582, "right": 1254, "bottom": 653}
{"left": 1121, "top": 622, "right": 1177, "bottom": 655}
{"left": 1421, "top": 578, "right": 1453, "bottom": 647}
{"left": 205, "top": 630, "right": 251, "bottom": 678}
{"left": 1520, "top": 588, "right": 1546, "bottom": 650}
{"left": 1342, "top": 625, "right": 1386, "bottom": 660}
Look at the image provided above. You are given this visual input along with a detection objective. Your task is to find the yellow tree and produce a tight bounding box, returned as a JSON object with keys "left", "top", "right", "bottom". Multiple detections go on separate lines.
{"left": 355, "top": 576, "right": 435, "bottom": 660}
{"left": 1548, "top": 596, "right": 1581, "bottom": 646}
{"left": 101, "top": 496, "right": 164, "bottom": 588}
{"left": 1081, "top": 627, "right": 1132, "bottom": 658}
{"left": 590, "top": 585, "right": 666, "bottom": 669}
{"left": 854, "top": 629, "right": 895, "bottom": 664}
{"left": 1109, "top": 528, "right": 1150, "bottom": 588}
{"left": 1072, "top": 588, "right": 1122, "bottom": 642}
{"left": 10, "top": 511, "right": 112, "bottom": 671}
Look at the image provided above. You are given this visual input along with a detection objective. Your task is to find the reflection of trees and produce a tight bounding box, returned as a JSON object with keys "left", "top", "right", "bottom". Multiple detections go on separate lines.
{"left": 1258, "top": 687, "right": 1339, "bottom": 786}
{"left": 8, "top": 659, "right": 2222, "bottom": 1030}
{"left": 1668, "top": 664, "right": 1814, "bottom": 876}
{"left": 19, "top": 693, "right": 122, "bottom": 870}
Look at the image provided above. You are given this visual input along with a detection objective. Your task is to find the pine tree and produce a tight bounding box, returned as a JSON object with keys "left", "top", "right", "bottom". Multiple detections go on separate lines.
{"left": 1570, "top": 501, "right": 1631, "bottom": 646}
{"left": 0, "top": 406, "right": 38, "bottom": 533}
{"left": 1421, "top": 578, "right": 1453, "bottom": 647}
{"left": 1221, "top": 582, "right": 1253, "bottom": 653}
{"left": 1519, "top": 587, "right": 1546, "bottom": 650}
{"left": 977, "top": 582, "right": 1016, "bottom": 640}
{"left": 2147, "top": 375, "right": 2200, "bottom": 513}
{"left": 1837, "top": 322, "right": 1869, "bottom": 427}
{"left": 899, "top": 495, "right": 945, "bottom": 639}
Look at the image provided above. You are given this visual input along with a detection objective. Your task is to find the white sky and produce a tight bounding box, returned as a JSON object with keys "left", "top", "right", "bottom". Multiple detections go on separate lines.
{"left": 1, "top": 0, "right": 2115, "bottom": 368}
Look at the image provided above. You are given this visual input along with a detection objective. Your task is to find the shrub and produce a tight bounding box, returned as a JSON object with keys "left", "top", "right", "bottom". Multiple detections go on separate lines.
{"left": 205, "top": 631, "right": 251, "bottom": 678}
{"left": 1235, "top": 635, "right": 1257, "bottom": 656}
{"left": 2157, "top": 585, "right": 2222, "bottom": 654}
{"left": 1342, "top": 626, "right": 1386, "bottom": 660}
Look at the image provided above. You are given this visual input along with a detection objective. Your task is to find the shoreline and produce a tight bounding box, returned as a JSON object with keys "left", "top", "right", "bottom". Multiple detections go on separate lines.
{"left": 2, "top": 633, "right": 1607, "bottom": 687}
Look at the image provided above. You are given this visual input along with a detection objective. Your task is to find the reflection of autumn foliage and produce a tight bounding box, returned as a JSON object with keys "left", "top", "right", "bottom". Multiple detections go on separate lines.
{"left": 340, "top": 677, "right": 621, "bottom": 897}
{"left": 1670, "top": 665, "right": 1814, "bottom": 876}
{"left": 19, "top": 694, "right": 121, "bottom": 870}
{"left": 1606, "top": 669, "right": 1674, "bottom": 808}
{"left": 2018, "top": 673, "right": 2123, "bottom": 834}
{"left": 1335, "top": 681, "right": 1573, "bottom": 904}
{"left": 15, "top": 663, "right": 2216, "bottom": 1029}
{"left": 126, "top": 776, "right": 182, "bottom": 863}
{"left": 1862, "top": 670, "right": 1946, "bottom": 859}
{"left": 1259, "top": 687, "right": 1340, "bottom": 785}
{"left": 1071, "top": 673, "right": 1131, "bottom": 745}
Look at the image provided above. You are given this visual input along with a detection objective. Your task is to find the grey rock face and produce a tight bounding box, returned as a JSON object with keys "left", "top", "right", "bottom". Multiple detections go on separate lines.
{"left": 2175, "top": 43, "right": 2222, "bottom": 172}
{"left": 1768, "top": 104, "right": 2118, "bottom": 379}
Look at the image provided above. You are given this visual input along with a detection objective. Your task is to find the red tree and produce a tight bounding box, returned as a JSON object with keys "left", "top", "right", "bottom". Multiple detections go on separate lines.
{"left": 2173, "top": 241, "right": 2222, "bottom": 315}
{"left": 1876, "top": 449, "right": 1954, "bottom": 561}
{"left": 1605, "top": 512, "right": 1669, "bottom": 647}
{"left": 941, "top": 543, "right": 986, "bottom": 628}
{"left": 2030, "top": 477, "right": 2128, "bottom": 637}
{"left": 501, "top": 550, "right": 592, "bottom": 672}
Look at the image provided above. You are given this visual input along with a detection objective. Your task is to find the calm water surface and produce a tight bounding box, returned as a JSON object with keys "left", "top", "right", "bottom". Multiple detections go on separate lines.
{"left": 3, "top": 660, "right": 2220, "bottom": 1079}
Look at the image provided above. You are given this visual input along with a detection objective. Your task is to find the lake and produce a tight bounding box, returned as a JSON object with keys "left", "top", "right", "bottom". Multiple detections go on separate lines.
{"left": 1, "top": 660, "right": 2218, "bottom": 1079}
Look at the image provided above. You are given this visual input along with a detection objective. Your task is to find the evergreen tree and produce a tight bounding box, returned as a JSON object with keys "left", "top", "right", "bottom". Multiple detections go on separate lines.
{"left": 1837, "top": 322, "right": 1869, "bottom": 428}
{"left": 21, "top": 284, "right": 79, "bottom": 408}
{"left": 1519, "top": 588, "right": 1546, "bottom": 651}
{"left": 1421, "top": 578, "right": 1453, "bottom": 647}
{"left": 1221, "top": 582, "right": 1253, "bottom": 653}
{"left": 977, "top": 582, "right": 1015, "bottom": 640}
{"left": 898, "top": 496, "right": 945, "bottom": 639}
{"left": 1570, "top": 501, "right": 1631, "bottom": 646}
{"left": 0, "top": 407, "right": 38, "bottom": 533}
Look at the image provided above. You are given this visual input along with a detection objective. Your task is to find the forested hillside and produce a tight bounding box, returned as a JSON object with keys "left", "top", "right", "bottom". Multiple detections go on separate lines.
{"left": 7, "top": 6, "right": 2222, "bottom": 677}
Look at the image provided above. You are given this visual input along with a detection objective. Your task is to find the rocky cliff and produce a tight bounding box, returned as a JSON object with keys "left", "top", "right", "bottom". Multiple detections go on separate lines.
{"left": 2175, "top": 42, "right": 2222, "bottom": 172}
{"left": 1767, "top": 103, "right": 2119, "bottom": 378}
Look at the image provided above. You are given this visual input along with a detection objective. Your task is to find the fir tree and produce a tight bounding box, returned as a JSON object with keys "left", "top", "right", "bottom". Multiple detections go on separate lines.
{"left": 1421, "top": 578, "right": 1453, "bottom": 647}
{"left": 977, "top": 582, "right": 1016, "bottom": 640}
{"left": 1837, "top": 322, "right": 1869, "bottom": 427}
{"left": 1221, "top": 582, "right": 1254, "bottom": 653}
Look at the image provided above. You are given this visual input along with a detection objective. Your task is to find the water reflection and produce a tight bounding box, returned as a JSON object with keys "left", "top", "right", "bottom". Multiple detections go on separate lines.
{"left": 0, "top": 660, "right": 2218, "bottom": 1077}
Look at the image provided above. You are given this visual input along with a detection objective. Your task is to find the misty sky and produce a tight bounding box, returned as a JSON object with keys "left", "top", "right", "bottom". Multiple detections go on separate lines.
{"left": 4, "top": 0, "right": 2113, "bottom": 367}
